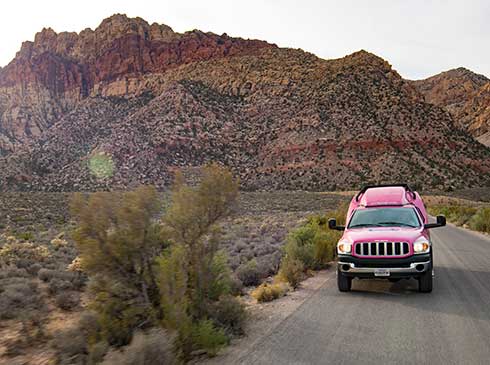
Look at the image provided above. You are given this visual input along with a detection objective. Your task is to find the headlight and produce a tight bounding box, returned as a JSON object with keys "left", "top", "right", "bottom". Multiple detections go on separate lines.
{"left": 337, "top": 240, "right": 352, "bottom": 254}
{"left": 413, "top": 238, "right": 430, "bottom": 254}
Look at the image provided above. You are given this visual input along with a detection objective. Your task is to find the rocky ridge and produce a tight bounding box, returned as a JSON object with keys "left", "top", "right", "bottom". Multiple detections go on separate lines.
{"left": 1, "top": 15, "right": 490, "bottom": 191}
{"left": 0, "top": 14, "right": 273, "bottom": 154}
{"left": 412, "top": 68, "right": 490, "bottom": 145}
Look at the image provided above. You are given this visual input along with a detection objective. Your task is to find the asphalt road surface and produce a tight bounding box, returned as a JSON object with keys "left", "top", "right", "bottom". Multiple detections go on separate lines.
{"left": 236, "top": 224, "right": 490, "bottom": 365}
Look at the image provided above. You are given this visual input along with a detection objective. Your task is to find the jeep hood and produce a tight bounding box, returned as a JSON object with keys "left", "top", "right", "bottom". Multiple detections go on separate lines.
{"left": 342, "top": 227, "right": 427, "bottom": 244}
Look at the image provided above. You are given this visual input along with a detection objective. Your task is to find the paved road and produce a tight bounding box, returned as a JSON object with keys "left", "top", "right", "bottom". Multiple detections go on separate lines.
{"left": 236, "top": 224, "right": 490, "bottom": 365}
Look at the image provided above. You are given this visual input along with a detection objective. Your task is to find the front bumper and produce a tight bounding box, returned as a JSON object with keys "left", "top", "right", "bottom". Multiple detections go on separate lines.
{"left": 338, "top": 254, "right": 431, "bottom": 278}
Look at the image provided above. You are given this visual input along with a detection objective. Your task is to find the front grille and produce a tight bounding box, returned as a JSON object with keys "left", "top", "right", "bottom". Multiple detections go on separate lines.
{"left": 354, "top": 241, "right": 409, "bottom": 257}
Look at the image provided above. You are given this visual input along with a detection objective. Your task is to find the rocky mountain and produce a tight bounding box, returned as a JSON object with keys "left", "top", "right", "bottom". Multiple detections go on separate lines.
{"left": 412, "top": 68, "right": 490, "bottom": 145}
{"left": 1, "top": 14, "right": 490, "bottom": 191}
{"left": 0, "top": 14, "right": 273, "bottom": 154}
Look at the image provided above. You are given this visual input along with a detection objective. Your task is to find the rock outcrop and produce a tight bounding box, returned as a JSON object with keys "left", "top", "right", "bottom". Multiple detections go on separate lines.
{"left": 412, "top": 68, "right": 490, "bottom": 146}
{"left": 0, "top": 14, "right": 273, "bottom": 154}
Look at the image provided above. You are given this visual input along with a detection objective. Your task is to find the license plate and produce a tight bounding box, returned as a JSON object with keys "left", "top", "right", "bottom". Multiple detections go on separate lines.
{"left": 374, "top": 268, "right": 390, "bottom": 277}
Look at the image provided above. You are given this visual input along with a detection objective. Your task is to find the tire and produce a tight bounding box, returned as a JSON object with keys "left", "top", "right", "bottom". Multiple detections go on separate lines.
{"left": 418, "top": 269, "right": 433, "bottom": 293}
{"left": 337, "top": 270, "right": 352, "bottom": 292}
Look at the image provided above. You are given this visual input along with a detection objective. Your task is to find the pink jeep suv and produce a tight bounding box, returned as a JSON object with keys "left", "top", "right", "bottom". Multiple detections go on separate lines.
{"left": 328, "top": 185, "right": 446, "bottom": 293}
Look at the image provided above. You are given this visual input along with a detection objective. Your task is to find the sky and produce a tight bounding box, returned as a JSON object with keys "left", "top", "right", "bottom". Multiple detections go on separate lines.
{"left": 0, "top": 0, "right": 489, "bottom": 80}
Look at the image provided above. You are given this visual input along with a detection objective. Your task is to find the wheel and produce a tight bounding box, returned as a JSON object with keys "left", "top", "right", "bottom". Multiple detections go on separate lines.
{"left": 337, "top": 269, "right": 352, "bottom": 292}
{"left": 418, "top": 269, "right": 433, "bottom": 293}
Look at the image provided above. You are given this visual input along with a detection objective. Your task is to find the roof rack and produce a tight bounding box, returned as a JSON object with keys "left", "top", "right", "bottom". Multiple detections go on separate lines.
{"left": 355, "top": 184, "right": 416, "bottom": 202}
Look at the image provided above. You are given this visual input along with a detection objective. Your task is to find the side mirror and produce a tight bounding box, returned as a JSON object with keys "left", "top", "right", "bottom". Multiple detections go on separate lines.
{"left": 328, "top": 218, "right": 345, "bottom": 231}
{"left": 424, "top": 215, "right": 446, "bottom": 229}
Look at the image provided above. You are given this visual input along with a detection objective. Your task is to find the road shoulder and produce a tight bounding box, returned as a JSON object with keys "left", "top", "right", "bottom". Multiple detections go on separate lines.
{"left": 202, "top": 268, "right": 335, "bottom": 364}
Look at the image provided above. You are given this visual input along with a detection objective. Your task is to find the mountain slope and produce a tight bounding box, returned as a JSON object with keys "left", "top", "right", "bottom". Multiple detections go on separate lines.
{"left": 0, "top": 14, "right": 273, "bottom": 154}
{"left": 2, "top": 33, "right": 490, "bottom": 191}
{"left": 412, "top": 68, "right": 490, "bottom": 145}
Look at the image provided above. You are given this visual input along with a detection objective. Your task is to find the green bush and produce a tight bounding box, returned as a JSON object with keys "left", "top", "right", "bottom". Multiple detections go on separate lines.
{"left": 88, "top": 341, "right": 109, "bottom": 365}
{"left": 192, "top": 320, "right": 228, "bottom": 357}
{"left": 428, "top": 205, "right": 477, "bottom": 226}
{"left": 277, "top": 202, "right": 347, "bottom": 289}
{"left": 17, "top": 231, "right": 34, "bottom": 241}
{"left": 428, "top": 204, "right": 490, "bottom": 233}
{"left": 285, "top": 226, "right": 317, "bottom": 269}
{"left": 469, "top": 207, "right": 490, "bottom": 233}
{"left": 278, "top": 256, "right": 304, "bottom": 289}
{"left": 284, "top": 216, "right": 340, "bottom": 271}
{"left": 70, "top": 165, "right": 241, "bottom": 360}
{"left": 207, "top": 295, "right": 247, "bottom": 335}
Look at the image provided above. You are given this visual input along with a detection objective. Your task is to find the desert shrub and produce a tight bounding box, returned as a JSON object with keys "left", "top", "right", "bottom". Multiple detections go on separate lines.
{"left": 0, "top": 241, "right": 49, "bottom": 268}
{"left": 312, "top": 229, "right": 338, "bottom": 265}
{"left": 17, "top": 231, "right": 35, "bottom": 241}
{"left": 53, "top": 327, "right": 88, "bottom": 365}
{"left": 428, "top": 205, "right": 477, "bottom": 226}
{"left": 0, "top": 277, "right": 44, "bottom": 320}
{"left": 228, "top": 275, "right": 244, "bottom": 296}
{"left": 27, "top": 263, "right": 42, "bottom": 276}
{"left": 39, "top": 268, "right": 85, "bottom": 290}
{"left": 207, "top": 250, "right": 233, "bottom": 301}
{"left": 192, "top": 319, "right": 228, "bottom": 357}
{"left": 284, "top": 226, "right": 317, "bottom": 269}
{"left": 71, "top": 186, "right": 170, "bottom": 345}
{"left": 469, "top": 207, "right": 490, "bottom": 233}
{"left": 236, "top": 259, "right": 261, "bottom": 286}
{"left": 206, "top": 295, "right": 247, "bottom": 335}
{"left": 0, "top": 266, "right": 29, "bottom": 279}
{"left": 228, "top": 255, "right": 241, "bottom": 270}
{"left": 87, "top": 341, "right": 109, "bottom": 365}
{"left": 88, "top": 276, "right": 153, "bottom": 347}
{"left": 282, "top": 204, "right": 345, "bottom": 274}
{"left": 70, "top": 165, "right": 240, "bottom": 358}
{"left": 102, "top": 329, "right": 175, "bottom": 365}
{"left": 251, "top": 282, "right": 288, "bottom": 303}
{"left": 278, "top": 256, "right": 304, "bottom": 289}
{"left": 256, "top": 256, "right": 278, "bottom": 278}
{"left": 49, "top": 278, "right": 74, "bottom": 294}
{"left": 51, "top": 237, "right": 69, "bottom": 248}
{"left": 325, "top": 201, "right": 349, "bottom": 225}
{"left": 428, "top": 204, "right": 490, "bottom": 233}
{"left": 38, "top": 268, "right": 52, "bottom": 281}
{"left": 55, "top": 291, "right": 80, "bottom": 310}
{"left": 79, "top": 311, "right": 102, "bottom": 343}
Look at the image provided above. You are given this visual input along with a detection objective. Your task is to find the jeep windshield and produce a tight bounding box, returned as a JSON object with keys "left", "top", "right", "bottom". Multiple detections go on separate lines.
{"left": 348, "top": 207, "right": 421, "bottom": 228}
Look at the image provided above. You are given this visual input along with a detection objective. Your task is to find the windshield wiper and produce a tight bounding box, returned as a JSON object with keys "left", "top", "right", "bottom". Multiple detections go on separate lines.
{"left": 349, "top": 223, "right": 381, "bottom": 228}
{"left": 377, "top": 222, "right": 417, "bottom": 228}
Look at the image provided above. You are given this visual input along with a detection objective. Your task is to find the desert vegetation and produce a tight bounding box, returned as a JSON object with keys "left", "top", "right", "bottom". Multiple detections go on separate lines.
{"left": 0, "top": 179, "right": 348, "bottom": 363}
{"left": 248, "top": 202, "right": 348, "bottom": 302}
{"left": 62, "top": 164, "right": 246, "bottom": 362}
{"left": 276, "top": 204, "right": 347, "bottom": 289}
{"left": 428, "top": 204, "right": 490, "bottom": 233}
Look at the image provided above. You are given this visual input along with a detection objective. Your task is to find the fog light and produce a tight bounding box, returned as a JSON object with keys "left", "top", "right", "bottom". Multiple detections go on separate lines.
{"left": 342, "top": 264, "right": 351, "bottom": 271}
{"left": 415, "top": 264, "right": 424, "bottom": 272}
